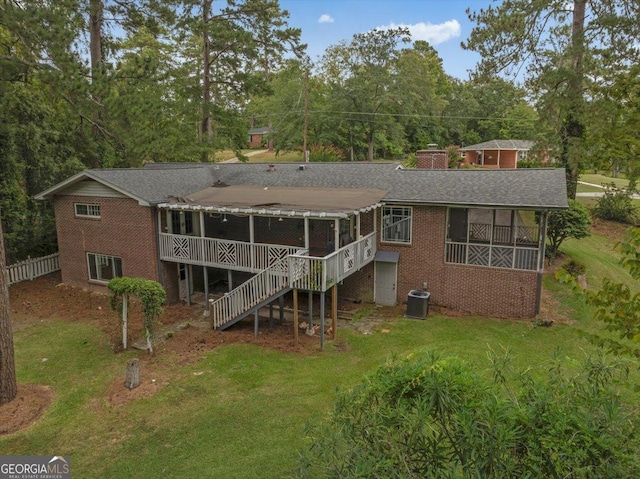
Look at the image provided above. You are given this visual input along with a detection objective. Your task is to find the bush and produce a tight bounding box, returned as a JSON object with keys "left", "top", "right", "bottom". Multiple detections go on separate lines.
{"left": 517, "top": 158, "right": 544, "bottom": 168}
{"left": 299, "top": 349, "right": 639, "bottom": 478}
{"left": 562, "top": 259, "right": 586, "bottom": 277}
{"left": 594, "top": 182, "right": 638, "bottom": 224}
{"left": 546, "top": 199, "right": 591, "bottom": 263}
{"left": 308, "top": 143, "right": 344, "bottom": 162}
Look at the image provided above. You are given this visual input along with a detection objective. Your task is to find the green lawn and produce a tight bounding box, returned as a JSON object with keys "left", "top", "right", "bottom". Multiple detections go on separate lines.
{"left": 245, "top": 150, "right": 303, "bottom": 162}
{"left": 580, "top": 173, "right": 630, "bottom": 189}
{"left": 2, "top": 227, "right": 637, "bottom": 478}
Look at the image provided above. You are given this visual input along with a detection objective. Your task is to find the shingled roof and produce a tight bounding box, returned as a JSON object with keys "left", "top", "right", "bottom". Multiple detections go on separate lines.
{"left": 36, "top": 162, "right": 568, "bottom": 210}
{"left": 459, "top": 140, "right": 534, "bottom": 151}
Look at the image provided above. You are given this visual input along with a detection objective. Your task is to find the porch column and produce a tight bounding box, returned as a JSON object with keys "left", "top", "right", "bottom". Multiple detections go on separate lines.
{"left": 373, "top": 208, "right": 378, "bottom": 234}
{"left": 498, "top": 149, "right": 501, "bottom": 168}
{"left": 249, "top": 214, "right": 255, "bottom": 270}
{"left": 200, "top": 211, "right": 209, "bottom": 311}
{"left": 304, "top": 217, "right": 310, "bottom": 251}
{"left": 227, "top": 270, "right": 233, "bottom": 292}
{"left": 334, "top": 219, "right": 340, "bottom": 250}
{"left": 356, "top": 213, "right": 361, "bottom": 239}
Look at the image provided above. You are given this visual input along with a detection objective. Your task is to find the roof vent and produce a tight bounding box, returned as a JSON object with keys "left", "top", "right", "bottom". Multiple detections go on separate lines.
{"left": 427, "top": 143, "right": 438, "bottom": 150}
{"left": 298, "top": 165, "right": 305, "bottom": 171}
{"left": 268, "top": 164, "right": 276, "bottom": 172}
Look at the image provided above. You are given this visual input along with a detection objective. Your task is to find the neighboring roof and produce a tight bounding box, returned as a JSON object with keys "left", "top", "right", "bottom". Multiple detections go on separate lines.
{"left": 173, "top": 185, "right": 387, "bottom": 214}
{"left": 36, "top": 162, "right": 568, "bottom": 210}
{"left": 460, "top": 140, "right": 534, "bottom": 151}
{"left": 248, "top": 126, "right": 269, "bottom": 135}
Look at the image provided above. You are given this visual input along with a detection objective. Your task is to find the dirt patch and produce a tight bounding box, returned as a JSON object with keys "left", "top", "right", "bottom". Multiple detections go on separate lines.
{"left": 0, "top": 384, "right": 54, "bottom": 436}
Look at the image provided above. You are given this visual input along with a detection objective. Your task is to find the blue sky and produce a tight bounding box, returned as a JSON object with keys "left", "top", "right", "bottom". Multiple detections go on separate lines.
{"left": 279, "top": 0, "right": 494, "bottom": 79}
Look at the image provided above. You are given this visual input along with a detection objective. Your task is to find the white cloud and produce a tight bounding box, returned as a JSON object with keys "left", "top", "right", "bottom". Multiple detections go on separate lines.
{"left": 379, "top": 20, "right": 461, "bottom": 45}
{"left": 318, "top": 14, "right": 334, "bottom": 24}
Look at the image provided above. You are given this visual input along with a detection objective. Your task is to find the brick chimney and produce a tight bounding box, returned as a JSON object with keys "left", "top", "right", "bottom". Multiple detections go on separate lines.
{"left": 416, "top": 145, "right": 448, "bottom": 169}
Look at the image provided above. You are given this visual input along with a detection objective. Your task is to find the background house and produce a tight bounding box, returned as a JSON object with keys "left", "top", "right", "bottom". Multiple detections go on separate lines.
{"left": 36, "top": 159, "right": 567, "bottom": 326}
{"left": 460, "top": 140, "right": 539, "bottom": 168}
{"left": 247, "top": 126, "right": 271, "bottom": 150}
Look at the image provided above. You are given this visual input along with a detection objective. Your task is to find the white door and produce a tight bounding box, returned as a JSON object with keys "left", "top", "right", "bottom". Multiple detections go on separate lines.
{"left": 375, "top": 261, "right": 397, "bottom": 306}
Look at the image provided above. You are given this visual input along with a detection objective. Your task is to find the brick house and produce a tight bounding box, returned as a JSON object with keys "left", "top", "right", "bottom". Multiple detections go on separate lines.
{"left": 36, "top": 159, "right": 567, "bottom": 333}
{"left": 460, "top": 140, "right": 544, "bottom": 168}
{"left": 247, "top": 126, "right": 270, "bottom": 149}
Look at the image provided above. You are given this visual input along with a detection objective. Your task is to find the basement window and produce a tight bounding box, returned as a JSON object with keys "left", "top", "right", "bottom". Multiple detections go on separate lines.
{"left": 75, "top": 203, "right": 101, "bottom": 218}
{"left": 87, "top": 253, "right": 122, "bottom": 282}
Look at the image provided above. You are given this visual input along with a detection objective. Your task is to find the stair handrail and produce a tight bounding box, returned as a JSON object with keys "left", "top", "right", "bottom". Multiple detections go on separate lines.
{"left": 209, "top": 249, "right": 308, "bottom": 329}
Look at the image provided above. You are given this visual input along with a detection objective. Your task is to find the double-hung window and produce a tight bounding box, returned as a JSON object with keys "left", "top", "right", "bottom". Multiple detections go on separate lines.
{"left": 87, "top": 253, "right": 122, "bottom": 282}
{"left": 382, "top": 206, "right": 412, "bottom": 244}
{"left": 75, "top": 203, "right": 101, "bottom": 218}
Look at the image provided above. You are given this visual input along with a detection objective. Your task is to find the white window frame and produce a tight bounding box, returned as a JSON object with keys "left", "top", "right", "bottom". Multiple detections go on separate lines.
{"left": 75, "top": 203, "right": 101, "bottom": 218}
{"left": 87, "top": 253, "right": 122, "bottom": 282}
{"left": 381, "top": 206, "right": 412, "bottom": 245}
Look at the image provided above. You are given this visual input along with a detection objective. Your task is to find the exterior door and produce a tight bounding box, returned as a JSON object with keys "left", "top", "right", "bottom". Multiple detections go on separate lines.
{"left": 375, "top": 261, "right": 397, "bottom": 306}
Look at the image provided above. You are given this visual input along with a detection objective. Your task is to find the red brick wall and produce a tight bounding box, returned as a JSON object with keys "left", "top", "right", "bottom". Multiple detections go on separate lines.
{"left": 54, "top": 195, "right": 163, "bottom": 291}
{"left": 248, "top": 134, "right": 263, "bottom": 148}
{"left": 416, "top": 150, "right": 448, "bottom": 169}
{"left": 345, "top": 206, "right": 539, "bottom": 317}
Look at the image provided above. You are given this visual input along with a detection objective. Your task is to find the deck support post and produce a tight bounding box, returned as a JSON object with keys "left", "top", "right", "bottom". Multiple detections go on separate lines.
{"left": 308, "top": 291, "right": 313, "bottom": 332}
{"left": 227, "top": 270, "right": 233, "bottom": 292}
{"left": 185, "top": 265, "right": 191, "bottom": 306}
{"left": 254, "top": 309, "right": 259, "bottom": 338}
{"left": 320, "top": 291, "right": 325, "bottom": 350}
{"left": 293, "top": 289, "right": 299, "bottom": 344}
{"left": 332, "top": 284, "right": 337, "bottom": 340}
{"left": 269, "top": 303, "right": 274, "bottom": 329}
{"left": 203, "top": 267, "right": 209, "bottom": 311}
{"left": 279, "top": 295, "right": 285, "bottom": 324}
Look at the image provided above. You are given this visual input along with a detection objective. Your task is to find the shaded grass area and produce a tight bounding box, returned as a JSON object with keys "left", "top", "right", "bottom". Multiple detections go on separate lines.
{"left": 2, "top": 226, "right": 637, "bottom": 478}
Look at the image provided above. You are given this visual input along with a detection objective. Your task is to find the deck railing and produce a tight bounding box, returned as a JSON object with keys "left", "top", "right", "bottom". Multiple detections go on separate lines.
{"left": 7, "top": 253, "right": 60, "bottom": 285}
{"left": 446, "top": 242, "right": 539, "bottom": 271}
{"left": 159, "top": 233, "right": 302, "bottom": 272}
{"left": 209, "top": 250, "right": 308, "bottom": 329}
{"left": 208, "top": 232, "right": 377, "bottom": 329}
{"left": 289, "top": 232, "right": 377, "bottom": 291}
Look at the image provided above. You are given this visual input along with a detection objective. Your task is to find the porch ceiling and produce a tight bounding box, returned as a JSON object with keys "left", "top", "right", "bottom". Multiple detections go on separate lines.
{"left": 160, "top": 185, "right": 387, "bottom": 218}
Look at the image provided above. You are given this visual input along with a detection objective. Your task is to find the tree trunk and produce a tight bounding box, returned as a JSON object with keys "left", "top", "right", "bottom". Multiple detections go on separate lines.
{"left": 200, "top": 0, "right": 212, "bottom": 162}
{"left": 125, "top": 358, "right": 140, "bottom": 389}
{"left": 563, "top": 0, "right": 587, "bottom": 199}
{"left": 89, "top": 0, "right": 104, "bottom": 168}
{"left": 0, "top": 210, "right": 18, "bottom": 406}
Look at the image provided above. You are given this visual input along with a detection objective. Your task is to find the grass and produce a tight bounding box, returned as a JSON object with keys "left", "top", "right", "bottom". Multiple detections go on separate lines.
{"left": 580, "top": 173, "right": 630, "bottom": 189}
{"left": 2, "top": 226, "right": 638, "bottom": 477}
{"left": 245, "top": 150, "right": 303, "bottom": 162}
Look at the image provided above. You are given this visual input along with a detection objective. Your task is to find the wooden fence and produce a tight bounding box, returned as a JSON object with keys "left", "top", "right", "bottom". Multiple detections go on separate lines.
{"left": 7, "top": 253, "right": 60, "bottom": 285}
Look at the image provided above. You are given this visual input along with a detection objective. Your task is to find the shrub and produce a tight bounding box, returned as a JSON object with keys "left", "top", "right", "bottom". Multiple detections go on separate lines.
{"left": 594, "top": 182, "right": 638, "bottom": 224}
{"left": 546, "top": 199, "right": 591, "bottom": 263}
{"left": 299, "top": 349, "right": 639, "bottom": 478}
{"left": 308, "top": 143, "right": 344, "bottom": 162}
{"left": 562, "top": 259, "right": 586, "bottom": 277}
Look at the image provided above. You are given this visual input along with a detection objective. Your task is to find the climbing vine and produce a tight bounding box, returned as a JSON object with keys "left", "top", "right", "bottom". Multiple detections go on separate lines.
{"left": 107, "top": 277, "right": 166, "bottom": 354}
